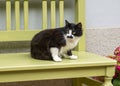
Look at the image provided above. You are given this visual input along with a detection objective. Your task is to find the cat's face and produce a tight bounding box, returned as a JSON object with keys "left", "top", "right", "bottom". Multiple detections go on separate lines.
{"left": 64, "top": 20, "right": 83, "bottom": 39}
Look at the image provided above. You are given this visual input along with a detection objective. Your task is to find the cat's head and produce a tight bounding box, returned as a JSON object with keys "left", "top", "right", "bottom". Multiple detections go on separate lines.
{"left": 64, "top": 20, "right": 83, "bottom": 39}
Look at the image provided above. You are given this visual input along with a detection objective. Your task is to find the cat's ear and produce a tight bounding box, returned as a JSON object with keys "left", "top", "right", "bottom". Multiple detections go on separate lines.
{"left": 76, "top": 22, "right": 82, "bottom": 28}
{"left": 65, "top": 20, "right": 70, "bottom": 26}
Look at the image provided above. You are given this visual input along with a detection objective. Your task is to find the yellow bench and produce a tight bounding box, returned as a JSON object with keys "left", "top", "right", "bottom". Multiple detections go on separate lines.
{"left": 0, "top": 0, "right": 116, "bottom": 86}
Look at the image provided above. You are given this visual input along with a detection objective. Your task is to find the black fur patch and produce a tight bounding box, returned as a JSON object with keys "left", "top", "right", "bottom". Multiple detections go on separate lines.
{"left": 31, "top": 20, "right": 82, "bottom": 61}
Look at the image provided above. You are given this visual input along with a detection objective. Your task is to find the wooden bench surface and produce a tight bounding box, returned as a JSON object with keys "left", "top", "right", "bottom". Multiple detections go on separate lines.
{"left": 0, "top": 51, "right": 116, "bottom": 72}
{"left": 0, "top": 51, "right": 116, "bottom": 82}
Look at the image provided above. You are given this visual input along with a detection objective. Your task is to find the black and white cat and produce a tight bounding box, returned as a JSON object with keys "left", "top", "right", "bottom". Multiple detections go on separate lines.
{"left": 31, "top": 20, "right": 83, "bottom": 62}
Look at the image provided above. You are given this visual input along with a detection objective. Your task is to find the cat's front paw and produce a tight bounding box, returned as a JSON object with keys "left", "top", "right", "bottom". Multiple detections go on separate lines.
{"left": 69, "top": 55, "right": 78, "bottom": 60}
{"left": 53, "top": 56, "right": 62, "bottom": 62}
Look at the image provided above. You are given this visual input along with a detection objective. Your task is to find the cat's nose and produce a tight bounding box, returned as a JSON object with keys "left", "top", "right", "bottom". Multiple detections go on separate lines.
{"left": 67, "top": 36, "right": 73, "bottom": 39}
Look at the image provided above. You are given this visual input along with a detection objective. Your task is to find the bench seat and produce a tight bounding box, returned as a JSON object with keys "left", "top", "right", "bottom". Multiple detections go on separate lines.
{"left": 0, "top": 51, "right": 116, "bottom": 83}
{"left": 0, "top": 0, "right": 116, "bottom": 85}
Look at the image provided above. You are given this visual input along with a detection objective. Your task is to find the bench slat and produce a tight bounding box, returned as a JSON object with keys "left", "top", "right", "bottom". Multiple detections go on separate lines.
{"left": 51, "top": 0, "right": 56, "bottom": 28}
{"left": 59, "top": 0, "right": 64, "bottom": 27}
{"left": 42, "top": 0, "right": 47, "bottom": 29}
{"left": 24, "top": 0, "right": 29, "bottom": 30}
{"left": 75, "top": 0, "right": 86, "bottom": 51}
{"left": 6, "top": 0, "right": 11, "bottom": 31}
{"left": 0, "top": 30, "right": 40, "bottom": 41}
{"left": 15, "top": 0, "right": 20, "bottom": 30}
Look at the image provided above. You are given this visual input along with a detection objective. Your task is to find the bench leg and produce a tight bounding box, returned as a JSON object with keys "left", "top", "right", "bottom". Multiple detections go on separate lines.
{"left": 72, "top": 78, "right": 83, "bottom": 86}
{"left": 102, "top": 77, "right": 113, "bottom": 86}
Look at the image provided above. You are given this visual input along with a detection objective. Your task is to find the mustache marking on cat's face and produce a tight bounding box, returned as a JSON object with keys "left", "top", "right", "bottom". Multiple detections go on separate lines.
{"left": 66, "top": 30, "right": 74, "bottom": 39}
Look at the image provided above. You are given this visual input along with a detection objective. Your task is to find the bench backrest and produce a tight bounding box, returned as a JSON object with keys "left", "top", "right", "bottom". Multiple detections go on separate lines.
{"left": 0, "top": 0, "right": 85, "bottom": 51}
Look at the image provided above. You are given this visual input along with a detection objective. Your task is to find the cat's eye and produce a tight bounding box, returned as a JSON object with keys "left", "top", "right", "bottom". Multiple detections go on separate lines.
{"left": 73, "top": 32, "right": 76, "bottom": 34}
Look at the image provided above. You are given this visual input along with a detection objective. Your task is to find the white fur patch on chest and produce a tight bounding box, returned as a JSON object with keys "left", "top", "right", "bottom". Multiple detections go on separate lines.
{"left": 60, "top": 37, "right": 80, "bottom": 55}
